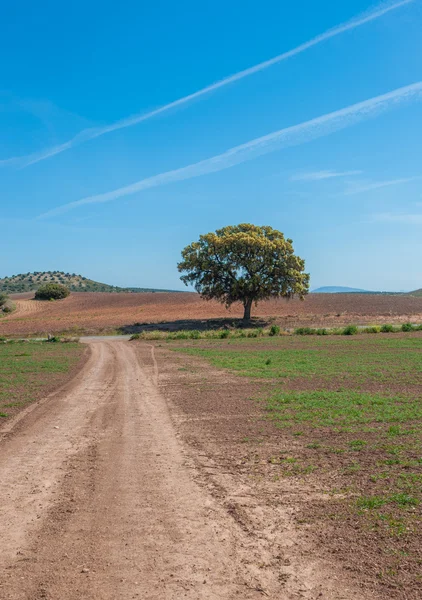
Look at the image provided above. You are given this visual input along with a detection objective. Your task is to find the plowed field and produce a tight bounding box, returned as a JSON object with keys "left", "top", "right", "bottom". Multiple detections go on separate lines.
{"left": 2, "top": 292, "right": 422, "bottom": 336}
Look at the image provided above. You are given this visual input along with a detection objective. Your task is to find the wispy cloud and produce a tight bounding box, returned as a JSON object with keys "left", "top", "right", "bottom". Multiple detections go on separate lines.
{"left": 2, "top": 0, "right": 414, "bottom": 170}
{"left": 374, "top": 212, "right": 422, "bottom": 224}
{"left": 344, "top": 176, "right": 421, "bottom": 195}
{"left": 38, "top": 80, "right": 422, "bottom": 219}
{"left": 291, "top": 169, "right": 362, "bottom": 181}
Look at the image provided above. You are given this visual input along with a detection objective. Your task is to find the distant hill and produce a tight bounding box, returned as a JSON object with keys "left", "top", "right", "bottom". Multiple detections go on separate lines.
{"left": 312, "top": 286, "right": 373, "bottom": 294}
{"left": 312, "top": 286, "right": 403, "bottom": 295}
{"left": 408, "top": 288, "right": 422, "bottom": 296}
{"left": 0, "top": 272, "right": 181, "bottom": 295}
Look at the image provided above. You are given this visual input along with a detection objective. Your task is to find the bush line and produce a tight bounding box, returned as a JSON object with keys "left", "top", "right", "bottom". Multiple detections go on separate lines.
{"left": 130, "top": 322, "right": 422, "bottom": 341}
{"left": 0, "top": 336, "right": 80, "bottom": 344}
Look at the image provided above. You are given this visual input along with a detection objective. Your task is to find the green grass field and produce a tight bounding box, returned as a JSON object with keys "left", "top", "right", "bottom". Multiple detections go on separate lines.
{"left": 174, "top": 334, "right": 422, "bottom": 550}
{"left": 0, "top": 341, "right": 84, "bottom": 418}
{"left": 176, "top": 335, "right": 422, "bottom": 385}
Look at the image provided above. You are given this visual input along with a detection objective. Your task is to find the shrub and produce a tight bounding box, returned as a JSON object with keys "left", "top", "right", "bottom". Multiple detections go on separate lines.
{"left": 269, "top": 324, "right": 281, "bottom": 336}
{"left": 401, "top": 323, "right": 414, "bottom": 332}
{"left": 342, "top": 325, "right": 358, "bottom": 335}
{"left": 316, "top": 328, "right": 328, "bottom": 336}
{"left": 0, "top": 292, "right": 8, "bottom": 307}
{"left": 189, "top": 330, "right": 201, "bottom": 339}
{"left": 35, "top": 283, "right": 70, "bottom": 300}
{"left": 219, "top": 329, "right": 230, "bottom": 339}
{"left": 295, "top": 327, "right": 315, "bottom": 336}
{"left": 362, "top": 326, "right": 380, "bottom": 334}
{"left": 380, "top": 324, "right": 395, "bottom": 333}
{"left": 168, "top": 331, "right": 191, "bottom": 340}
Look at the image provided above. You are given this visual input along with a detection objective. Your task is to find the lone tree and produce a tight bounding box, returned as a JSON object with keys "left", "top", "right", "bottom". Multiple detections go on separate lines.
{"left": 35, "top": 283, "right": 70, "bottom": 301}
{"left": 178, "top": 223, "right": 309, "bottom": 321}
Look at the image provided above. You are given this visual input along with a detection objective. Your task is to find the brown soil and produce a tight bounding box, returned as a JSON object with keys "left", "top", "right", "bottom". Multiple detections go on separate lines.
{"left": 0, "top": 339, "right": 372, "bottom": 599}
{"left": 153, "top": 342, "right": 421, "bottom": 600}
{"left": 2, "top": 292, "right": 422, "bottom": 336}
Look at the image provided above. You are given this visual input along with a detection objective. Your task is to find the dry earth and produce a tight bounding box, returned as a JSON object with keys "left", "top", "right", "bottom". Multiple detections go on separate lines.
{"left": 2, "top": 292, "right": 422, "bottom": 336}
{"left": 0, "top": 339, "right": 374, "bottom": 600}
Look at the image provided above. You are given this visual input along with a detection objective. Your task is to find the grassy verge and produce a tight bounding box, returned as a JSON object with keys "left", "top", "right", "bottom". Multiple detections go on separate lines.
{"left": 130, "top": 322, "right": 422, "bottom": 341}
{"left": 172, "top": 333, "right": 422, "bottom": 587}
{"left": 0, "top": 340, "right": 85, "bottom": 419}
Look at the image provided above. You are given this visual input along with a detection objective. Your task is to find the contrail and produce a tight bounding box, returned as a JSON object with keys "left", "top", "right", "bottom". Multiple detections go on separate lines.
{"left": 291, "top": 170, "right": 362, "bottom": 181}
{"left": 344, "top": 176, "right": 422, "bottom": 194}
{"left": 3, "top": 0, "right": 414, "bottom": 169}
{"left": 38, "top": 80, "right": 422, "bottom": 218}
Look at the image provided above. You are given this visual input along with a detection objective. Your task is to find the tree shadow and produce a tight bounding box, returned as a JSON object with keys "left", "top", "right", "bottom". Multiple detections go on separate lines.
{"left": 118, "top": 317, "right": 270, "bottom": 335}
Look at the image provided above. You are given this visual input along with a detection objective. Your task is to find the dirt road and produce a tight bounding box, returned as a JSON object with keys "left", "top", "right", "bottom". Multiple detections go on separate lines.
{"left": 0, "top": 339, "right": 368, "bottom": 600}
{"left": 0, "top": 340, "right": 278, "bottom": 599}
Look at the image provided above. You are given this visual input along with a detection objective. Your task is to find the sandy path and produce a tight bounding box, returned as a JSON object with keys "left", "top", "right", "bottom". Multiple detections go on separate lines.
{"left": 0, "top": 341, "right": 271, "bottom": 599}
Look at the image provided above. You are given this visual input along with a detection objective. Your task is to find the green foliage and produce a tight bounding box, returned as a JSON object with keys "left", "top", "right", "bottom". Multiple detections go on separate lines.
{"left": 381, "top": 324, "right": 396, "bottom": 333}
{"left": 390, "top": 493, "right": 419, "bottom": 507}
{"left": 178, "top": 223, "right": 309, "bottom": 320}
{"left": 129, "top": 323, "right": 422, "bottom": 342}
{"left": 357, "top": 496, "right": 386, "bottom": 509}
{"left": 401, "top": 323, "right": 414, "bottom": 332}
{"left": 35, "top": 283, "right": 70, "bottom": 300}
{"left": 362, "top": 325, "right": 381, "bottom": 334}
{"left": 342, "top": 325, "right": 358, "bottom": 335}
{"left": 294, "top": 327, "right": 315, "bottom": 335}
{"left": 218, "top": 329, "right": 230, "bottom": 338}
{"left": 0, "top": 292, "right": 15, "bottom": 314}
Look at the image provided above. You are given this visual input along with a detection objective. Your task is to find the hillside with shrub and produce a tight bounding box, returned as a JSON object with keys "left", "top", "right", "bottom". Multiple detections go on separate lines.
{"left": 35, "top": 283, "right": 71, "bottom": 300}
{"left": 0, "top": 272, "right": 181, "bottom": 294}
{"left": 409, "top": 288, "right": 422, "bottom": 296}
{"left": 0, "top": 292, "right": 15, "bottom": 314}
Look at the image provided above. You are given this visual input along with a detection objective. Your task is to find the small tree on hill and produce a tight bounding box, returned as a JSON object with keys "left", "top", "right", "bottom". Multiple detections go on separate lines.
{"left": 35, "top": 283, "right": 70, "bottom": 300}
{"left": 0, "top": 292, "right": 8, "bottom": 308}
{"left": 178, "top": 223, "right": 309, "bottom": 321}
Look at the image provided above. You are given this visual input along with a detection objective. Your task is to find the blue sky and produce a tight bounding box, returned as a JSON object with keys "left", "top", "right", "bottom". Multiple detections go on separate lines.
{"left": 1, "top": 0, "right": 421, "bottom": 291}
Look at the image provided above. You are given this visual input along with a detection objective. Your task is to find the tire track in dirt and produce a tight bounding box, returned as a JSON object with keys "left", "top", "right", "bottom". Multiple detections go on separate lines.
{"left": 0, "top": 342, "right": 116, "bottom": 571}
{"left": 9, "top": 299, "right": 47, "bottom": 317}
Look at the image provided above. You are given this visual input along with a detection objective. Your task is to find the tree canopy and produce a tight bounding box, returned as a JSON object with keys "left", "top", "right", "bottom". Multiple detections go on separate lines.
{"left": 178, "top": 223, "right": 309, "bottom": 320}
{"left": 35, "top": 283, "right": 70, "bottom": 301}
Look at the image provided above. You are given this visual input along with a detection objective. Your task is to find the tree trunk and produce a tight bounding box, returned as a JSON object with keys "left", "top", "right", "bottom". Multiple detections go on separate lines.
{"left": 243, "top": 298, "right": 253, "bottom": 321}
